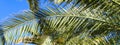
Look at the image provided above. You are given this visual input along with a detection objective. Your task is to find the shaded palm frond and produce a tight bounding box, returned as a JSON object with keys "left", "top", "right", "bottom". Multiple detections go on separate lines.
{"left": 0, "top": 36, "right": 5, "bottom": 45}
{"left": 113, "top": 0, "right": 120, "bottom": 5}
{"left": 28, "top": 0, "right": 40, "bottom": 12}
{"left": 0, "top": 25, "right": 5, "bottom": 45}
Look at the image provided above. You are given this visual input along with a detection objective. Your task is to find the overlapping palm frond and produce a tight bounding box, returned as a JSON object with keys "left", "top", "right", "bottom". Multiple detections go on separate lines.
{"left": 0, "top": 11, "right": 42, "bottom": 45}
{"left": 43, "top": 7, "right": 120, "bottom": 45}
{"left": 0, "top": 0, "right": 120, "bottom": 45}
{"left": 26, "top": 0, "right": 120, "bottom": 45}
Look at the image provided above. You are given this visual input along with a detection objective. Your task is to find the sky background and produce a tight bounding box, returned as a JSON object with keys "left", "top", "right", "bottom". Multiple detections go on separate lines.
{"left": 0, "top": 0, "right": 33, "bottom": 45}
{"left": 0, "top": 0, "right": 29, "bottom": 20}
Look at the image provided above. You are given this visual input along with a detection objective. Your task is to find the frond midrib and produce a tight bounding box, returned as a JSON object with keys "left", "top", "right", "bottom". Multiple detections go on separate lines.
{"left": 47, "top": 15, "right": 120, "bottom": 30}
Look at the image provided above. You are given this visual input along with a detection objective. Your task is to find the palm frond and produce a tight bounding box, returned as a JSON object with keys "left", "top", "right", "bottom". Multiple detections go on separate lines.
{"left": 1, "top": 0, "right": 120, "bottom": 45}
{"left": 28, "top": 0, "right": 39, "bottom": 12}
{"left": 113, "top": 0, "right": 120, "bottom": 5}
{"left": 1, "top": 11, "right": 42, "bottom": 44}
{"left": 33, "top": 0, "right": 120, "bottom": 44}
{"left": 42, "top": 7, "right": 120, "bottom": 44}
{"left": 0, "top": 25, "right": 5, "bottom": 45}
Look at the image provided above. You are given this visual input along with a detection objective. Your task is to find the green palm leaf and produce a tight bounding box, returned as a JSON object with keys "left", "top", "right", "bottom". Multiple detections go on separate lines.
{"left": 0, "top": 0, "right": 120, "bottom": 45}
{"left": 0, "top": 25, "right": 5, "bottom": 45}
{"left": 28, "top": 0, "right": 39, "bottom": 13}
{"left": 1, "top": 11, "right": 41, "bottom": 44}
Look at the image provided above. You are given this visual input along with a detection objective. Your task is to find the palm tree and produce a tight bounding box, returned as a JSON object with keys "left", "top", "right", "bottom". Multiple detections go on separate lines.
{"left": 0, "top": 0, "right": 120, "bottom": 45}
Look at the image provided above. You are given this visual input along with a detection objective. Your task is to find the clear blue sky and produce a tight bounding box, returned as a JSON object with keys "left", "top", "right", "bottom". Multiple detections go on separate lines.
{"left": 0, "top": 0, "right": 34, "bottom": 45}
{"left": 0, "top": 0, "right": 29, "bottom": 20}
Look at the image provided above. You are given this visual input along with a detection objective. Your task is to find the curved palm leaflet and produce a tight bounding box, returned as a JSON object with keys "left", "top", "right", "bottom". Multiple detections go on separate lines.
{"left": 0, "top": 0, "right": 120, "bottom": 45}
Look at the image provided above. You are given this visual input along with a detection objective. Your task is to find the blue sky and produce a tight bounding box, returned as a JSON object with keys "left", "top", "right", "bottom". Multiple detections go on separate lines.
{"left": 0, "top": 0, "right": 29, "bottom": 20}
{"left": 0, "top": 0, "right": 33, "bottom": 45}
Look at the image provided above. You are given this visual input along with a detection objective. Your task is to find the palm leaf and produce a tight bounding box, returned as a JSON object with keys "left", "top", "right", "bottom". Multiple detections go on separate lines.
{"left": 1, "top": 11, "right": 42, "bottom": 44}
{"left": 42, "top": 7, "right": 120, "bottom": 45}
{"left": 30, "top": 0, "right": 120, "bottom": 45}
{"left": 0, "top": 25, "right": 5, "bottom": 45}
{"left": 1, "top": 0, "right": 120, "bottom": 45}
{"left": 28, "top": 0, "right": 39, "bottom": 12}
